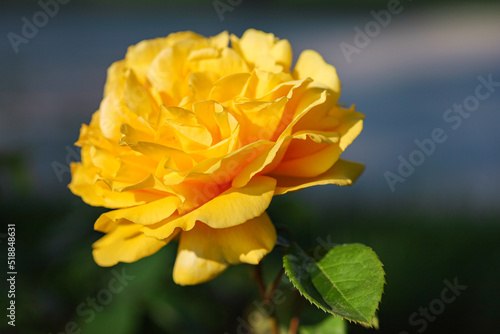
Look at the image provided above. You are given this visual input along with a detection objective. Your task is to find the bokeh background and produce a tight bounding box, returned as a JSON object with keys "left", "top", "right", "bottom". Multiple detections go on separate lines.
{"left": 1, "top": 0, "right": 499, "bottom": 333}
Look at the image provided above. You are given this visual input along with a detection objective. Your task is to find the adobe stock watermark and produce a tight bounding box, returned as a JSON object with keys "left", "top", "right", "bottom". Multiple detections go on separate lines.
{"left": 399, "top": 277, "right": 467, "bottom": 334}
{"left": 51, "top": 145, "right": 80, "bottom": 183}
{"left": 226, "top": 286, "right": 287, "bottom": 334}
{"left": 226, "top": 235, "right": 335, "bottom": 334}
{"left": 7, "top": 0, "right": 70, "bottom": 54}
{"left": 339, "top": 0, "right": 409, "bottom": 63}
{"left": 385, "top": 74, "right": 500, "bottom": 192}
{"left": 213, "top": 0, "right": 244, "bottom": 21}
{"left": 48, "top": 268, "right": 135, "bottom": 334}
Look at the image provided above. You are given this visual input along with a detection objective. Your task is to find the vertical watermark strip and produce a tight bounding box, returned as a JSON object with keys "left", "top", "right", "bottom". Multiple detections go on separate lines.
{"left": 6, "top": 224, "right": 16, "bottom": 327}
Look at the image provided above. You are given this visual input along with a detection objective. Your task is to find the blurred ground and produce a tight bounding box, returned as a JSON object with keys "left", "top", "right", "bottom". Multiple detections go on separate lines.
{"left": 1, "top": 1, "right": 499, "bottom": 333}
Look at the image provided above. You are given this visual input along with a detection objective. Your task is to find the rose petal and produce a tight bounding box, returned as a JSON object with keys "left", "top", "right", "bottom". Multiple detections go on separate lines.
{"left": 273, "top": 159, "right": 365, "bottom": 195}
{"left": 272, "top": 143, "right": 342, "bottom": 178}
{"left": 173, "top": 212, "right": 276, "bottom": 285}
{"left": 293, "top": 49, "right": 341, "bottom": 98}
{"left": 231, "top": 29, "right": 292, "bottom": 72}
{"left": 95, "top": 195, "right": 182, "bottom": 232}
{"left": 142, "top": 175, "right": 276, "bottom": 239}
{"left": 93, "top": 222, "right": 177, "bottom": 267}
{"left": 69, "top": 162, "right": 161, "bottom": 208}
{"left": 333, "top": 106, "right": 365, "bottom": 151}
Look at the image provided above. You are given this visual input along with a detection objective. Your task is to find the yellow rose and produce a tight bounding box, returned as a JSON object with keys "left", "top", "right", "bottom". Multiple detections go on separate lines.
{"left": 69, "top": 29, "right": 364, "bottom": 285}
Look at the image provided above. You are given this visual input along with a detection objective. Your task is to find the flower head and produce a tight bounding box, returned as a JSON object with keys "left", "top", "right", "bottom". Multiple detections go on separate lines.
{"left": 69, "top": 29, "right": 364, "bottom": 285}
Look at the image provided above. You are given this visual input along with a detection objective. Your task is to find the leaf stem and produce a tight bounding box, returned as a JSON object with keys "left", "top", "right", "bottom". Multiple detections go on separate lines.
{"left": 267, "top": 268, "right": 285, "bottom": 301}
{"left": 253, "top": 262, "right": 266, "bottom": 300}
{"left": 288, "top": 289, "right": 304, "bottom": 334}
{"left": 288, "top": 315, "right": 299, "bottom": 334}
{"left": 253, "top": 264, "right": 285, "bottom": 334}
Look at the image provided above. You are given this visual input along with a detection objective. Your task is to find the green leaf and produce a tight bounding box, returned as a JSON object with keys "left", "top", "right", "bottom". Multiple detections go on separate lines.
{"left": 283, "top": 242, "right": 385, "bottom": 326}
{"left": 300, "top": 315, "right": 347, "bottom": 334}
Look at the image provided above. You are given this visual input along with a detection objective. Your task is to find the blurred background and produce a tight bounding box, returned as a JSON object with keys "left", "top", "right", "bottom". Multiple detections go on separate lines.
{"left": 1, "top": 0, "right": 499, "bottom": 333}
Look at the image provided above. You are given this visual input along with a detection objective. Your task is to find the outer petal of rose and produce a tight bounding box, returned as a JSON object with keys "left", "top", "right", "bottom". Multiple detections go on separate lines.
{"left": 273, "top": 159, "right": 365, "bottom": 195}
{"left": 282, "top": 130, "right": 339, "bottom": 159}
{"left": 173, "top": 212, "right": 276, "bottom": 285}
{"left": 94, "top": 196, "right": 182, "bottom": 233}
{"left": 272, "top": 143, "right": 342, "bottom": 178}
{"left": 85, "top": 144, "right": 156, "bottom": 186}
{"left": 97, "top": 95, "right": 123, "bottom": 141}
{"left": 142, "top": 175, "right": 277, "bottom": 239}
{"left": 71, "top": 146, "right": 164, "bottom": 204}
{"left": 104, "top": 60, "right": 127, "bottom": 99}
{"left": 92, "top": 222, "right": 178, "bottom": 267}
{"left": 75, "top": 118, "right": 115, "bottom": 152}
{"left": 334, "top": 107, "right": 365, "bottom": 151}
{"left": 69, "top": 162, "right": 161, "bottom": 209}
{"left": 208, "top": 31, "right": 230, "bottom": 49}
{"left": 231, "top": 29, "right": 292, "bottom": 72}
{"left": 124, "top": 31, "right": 204, "bottom": 80}
{"left": 293, "top": 50, "right": 341, "bottom": 98}
{"left": 270, "top": 39, "right": 293, "bottom": 71}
